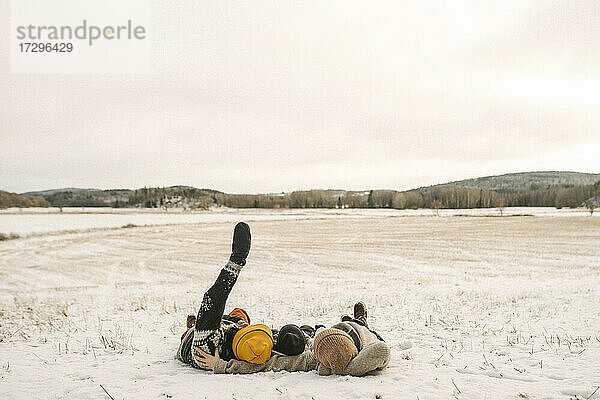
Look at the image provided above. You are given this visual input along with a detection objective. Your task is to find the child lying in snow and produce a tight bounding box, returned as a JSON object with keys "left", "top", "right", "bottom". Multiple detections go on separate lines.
{"left": 176, "top": 222, "right": 390, "bottom": 376}
{"left": 176, "top": 222, "right": 275, "bottom": 367}
{"left": 193, "top": 303, "right": 391, "bottom": 376}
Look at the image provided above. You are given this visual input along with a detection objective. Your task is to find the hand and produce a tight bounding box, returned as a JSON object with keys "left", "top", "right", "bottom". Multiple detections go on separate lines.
{"left": 194, "top": 347, "right": 219, "bottom": 370}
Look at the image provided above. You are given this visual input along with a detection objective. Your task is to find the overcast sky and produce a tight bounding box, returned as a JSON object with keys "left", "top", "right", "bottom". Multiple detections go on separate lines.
{"left": 1, "top": 0, "right": 599, "bottom": 194}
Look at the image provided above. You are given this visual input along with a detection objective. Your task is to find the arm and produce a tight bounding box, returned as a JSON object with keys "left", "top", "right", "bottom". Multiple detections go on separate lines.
{"left": 212, "top": 350, "right": 318, "bottom": 374}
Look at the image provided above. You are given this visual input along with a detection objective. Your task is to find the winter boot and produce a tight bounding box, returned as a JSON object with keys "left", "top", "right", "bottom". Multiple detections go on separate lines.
{"left": 229, "top": 222, "right": 251, "bottom": 266}
{"left": 353, "top": 302, "right": 368, "bottom": 327}
{"left": 186, "top": 314, "right": 196, "bottom": 329}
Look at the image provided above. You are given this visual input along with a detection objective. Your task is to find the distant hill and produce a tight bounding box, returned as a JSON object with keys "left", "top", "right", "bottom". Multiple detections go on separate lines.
{"left": 22, "top": 188, "right": 133, "bottom": 207}
{"left": 420, "top": 171, "right": 600, "bottom": 193}
{"left": 23, "top": 188, "right": 104, "bottom": 196}
{"left": 22, "top": 186, "right": 221, "bottom": 208}
{"left": 8, "top": 170, "right": 600, "bottom": 209}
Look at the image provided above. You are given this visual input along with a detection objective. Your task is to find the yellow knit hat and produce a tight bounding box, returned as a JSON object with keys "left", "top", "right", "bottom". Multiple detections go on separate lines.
{"left": 232, "top": 324, "right": 274, "bottom": 364}
{"left": 314, "top": 328, "right": 358, "bottom": 374}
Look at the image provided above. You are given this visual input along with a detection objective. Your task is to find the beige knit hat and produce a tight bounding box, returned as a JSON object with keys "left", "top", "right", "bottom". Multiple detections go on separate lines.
{"left": 313, "top": 328, "right": 358, "bottom": 374}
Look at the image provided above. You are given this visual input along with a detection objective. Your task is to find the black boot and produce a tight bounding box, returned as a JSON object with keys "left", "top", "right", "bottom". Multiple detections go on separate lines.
{"left": 229, "top": 222, "right": 251, "bottom": 266}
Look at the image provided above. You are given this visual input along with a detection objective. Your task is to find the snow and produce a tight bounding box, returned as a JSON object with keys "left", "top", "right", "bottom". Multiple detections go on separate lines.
{"left": 0, "top": 210, "right": 599, "bottom": 399}
{"left": 0, "top": 206, "right": 596, "bottom": 236}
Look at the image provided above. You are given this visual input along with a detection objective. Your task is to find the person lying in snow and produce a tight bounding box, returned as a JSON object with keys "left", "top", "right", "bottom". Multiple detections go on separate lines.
{"left": 193, "top": 301, "right": 391, "bottom": 376}
{"left": 176, "top": 222, "right": 390, "bottom": 375}
{"left": 177, "top": 222, "right": 276, "bottom": 367}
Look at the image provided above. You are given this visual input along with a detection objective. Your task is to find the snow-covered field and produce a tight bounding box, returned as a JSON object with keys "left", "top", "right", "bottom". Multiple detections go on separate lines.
{"left": 1, "top": 206, "right": 596, "bottom": 236}
{"left": 1, "top": 210, "right": 599, "bottom": 399}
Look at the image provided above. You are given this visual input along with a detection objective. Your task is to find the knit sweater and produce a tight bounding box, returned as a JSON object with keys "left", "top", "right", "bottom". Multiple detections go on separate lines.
{"left": 213, "top": 321, "right": 390, "bottom": 376}
{"left": 176, "top": 260, "right": 247, "bottom": 368}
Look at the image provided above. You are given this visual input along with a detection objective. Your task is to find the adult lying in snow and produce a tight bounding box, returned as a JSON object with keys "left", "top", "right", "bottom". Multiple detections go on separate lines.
{"left": 193, "top": 302, "right": 391, "bottom": 376}
{"left": 177, "top": 222, "right": 276, "bottom": 368}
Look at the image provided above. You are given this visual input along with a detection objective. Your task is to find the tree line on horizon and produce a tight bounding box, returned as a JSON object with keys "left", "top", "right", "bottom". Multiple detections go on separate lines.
{"left": 1, "top": 181, "right": 598, "bottom": 211}
{"left": 0, "top": 191, "right": 49, "bottom": 208}
{"left": 214, "top": 181, "right": 599, "bottom": 210}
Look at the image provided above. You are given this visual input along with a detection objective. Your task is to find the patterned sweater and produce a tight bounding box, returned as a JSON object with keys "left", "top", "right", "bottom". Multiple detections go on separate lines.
{"left": 176, "top": 260, "right": 247, "bottom": 368}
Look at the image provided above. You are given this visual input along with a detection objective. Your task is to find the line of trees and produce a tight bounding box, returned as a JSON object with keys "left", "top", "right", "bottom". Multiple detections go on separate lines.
{"left": 45, "top": 191, "right": 114, "bottom": 208}
{"left": 0, "top": 191, "right": 49, "bottom": 208}
{"left": 359, "top": 187, "right": 500, "bottom": 209}
{"left": 211, "top": 182, "right": 599, "bottom": 210}
{"left": 506, "top": 183, "right": 599, "bottom": 209}
{"left": 359, "top": 182, "right": 599, "bottom": 210}
{"left": 125, "top": 187, "right": 214, "bottom": 209}
{"left": 213, "top": 193, "right": 290, "bottom": 208}
{"left": 5, "top": 181, "right": 599, "bottom": 211}
{"left": 213, "top": 190, "right": 342, "bottom": 208}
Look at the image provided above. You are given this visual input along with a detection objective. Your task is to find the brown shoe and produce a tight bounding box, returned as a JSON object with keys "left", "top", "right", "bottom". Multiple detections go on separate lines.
{"left": 353, "top": 302, "right": 368, "bottom": 327}
{"left": 186, "top": 314, "right": 196, "bottom": 329}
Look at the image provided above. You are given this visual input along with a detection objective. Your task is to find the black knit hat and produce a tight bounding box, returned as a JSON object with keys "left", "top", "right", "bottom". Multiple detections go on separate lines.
{"left": 273, "top": 324, "right": 306, "bottom": 356}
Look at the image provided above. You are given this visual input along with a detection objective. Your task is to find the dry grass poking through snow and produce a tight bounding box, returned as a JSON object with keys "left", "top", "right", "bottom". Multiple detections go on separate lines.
{"left": 0, "top": 214, "right": 599, "bottom": 399}
{"left": 0, "top": 232, "right": 19, "bottom": 241}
